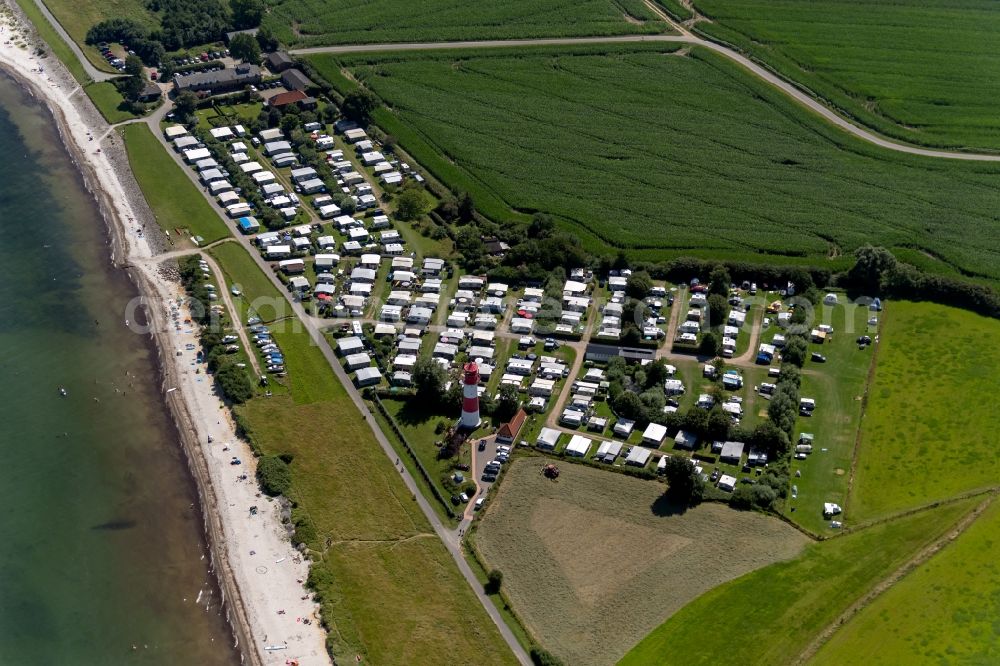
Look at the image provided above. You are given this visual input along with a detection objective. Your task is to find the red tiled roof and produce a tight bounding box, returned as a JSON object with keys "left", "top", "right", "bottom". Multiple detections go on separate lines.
{"left": 269, "top": 89, "right": 307, "bottom": 107}
{"left": 497, "top": 408, "right": 527, "bottom": 439}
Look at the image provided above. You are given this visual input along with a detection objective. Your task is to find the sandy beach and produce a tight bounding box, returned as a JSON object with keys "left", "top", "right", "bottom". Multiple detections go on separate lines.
{"left": 0, "top": 2, "right": 328, "bottom": 663}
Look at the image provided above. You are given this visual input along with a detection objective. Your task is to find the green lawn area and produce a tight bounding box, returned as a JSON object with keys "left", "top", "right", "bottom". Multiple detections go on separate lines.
{"left": 208, "top": 242, "right": 286, "bottom": 323}
{"left": 84, "top": 81, "right": 137, "bottom": 123}
{"left": 35, "top": 0, "right": 157, "bottom": 72}
{"left": 212, "top": 248, "right": 515, "bottom": 663}
{"left": 848, "top": 301, "right": 1000, "bottom": 522}
{"left": 121, "top": 124, "right": 230, "bottom": 244}
{"left": 311, "top": 45, "right": 1000, "bottom": 280}
{"left": 692, "top": 0, "right": 1000, "bottom": 151}
{"left": 619, "top": 497, "right": 978, "bottom": 665}
{"left": 812, "top": 497, "right": 1000, "bottom": 664}
{"left": 784, "top": 299, "right": 875, "bottom": 533}
{"left": 265, "top": 0, "right": 667, "bottom": 47}
{"left": 13, "top": 0, "right": 88, "bottom": 82}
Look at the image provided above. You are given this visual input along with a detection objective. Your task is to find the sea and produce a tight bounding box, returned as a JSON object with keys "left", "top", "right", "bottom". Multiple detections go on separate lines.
{"left": 0, "top": 72, "right": 239, "bottom": 664}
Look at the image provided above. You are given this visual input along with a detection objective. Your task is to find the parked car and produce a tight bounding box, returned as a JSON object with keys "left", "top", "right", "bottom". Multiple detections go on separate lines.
{"left": 478, "top": 439, "right": 487, "bottom": 451}
{"left": 811, "top": 352, "right": 827, "bottom": 362}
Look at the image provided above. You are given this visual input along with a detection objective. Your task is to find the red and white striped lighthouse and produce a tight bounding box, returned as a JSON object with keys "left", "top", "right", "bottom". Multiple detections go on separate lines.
{"left": 460, "top": 362, "right": 481, "bottom": 429}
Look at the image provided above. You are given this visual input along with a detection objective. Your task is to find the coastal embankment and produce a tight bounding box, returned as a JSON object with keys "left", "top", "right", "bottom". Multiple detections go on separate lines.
{"left": 0, "top": 2, "right": 328, "bottom": 663}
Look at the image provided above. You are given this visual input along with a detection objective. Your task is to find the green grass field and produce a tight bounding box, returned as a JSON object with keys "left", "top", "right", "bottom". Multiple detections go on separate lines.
{"left": 619, "top": 497, "right": 978, "bottom": 665}
{"left": 476, "top": 459, "right": 808, "bottom": 665}
{"left": 84, "top": 81, "right": 137, "bottom": 123}
{"left": 312, "top": 45, "right": 1000, "bottom": 279}
{"left": 207, "top": 242, "right": 286, "bottom": 323}
{"left": 692, "top": 0, "right": 1000, "bottom": 151}
{"left": 211, "top": 248, "right": 515, "bottom": 664}
{"left": 849, "top": 301, "right": 1000, "bottom": 522}
{"left": 812, "top": 497, "right": 1000, "bottom": 664}
{"left": 266, "top": 0, "right": 666, "bottom": 46}
{"left": 121, "top": 124, "right": 230, "bottom": 244}
{"left": 785, "top": 299, "right": 875, "bottom": 533}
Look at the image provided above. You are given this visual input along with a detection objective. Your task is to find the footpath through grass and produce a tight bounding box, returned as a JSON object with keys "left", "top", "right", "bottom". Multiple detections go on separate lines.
{"left": 849, "top": 301, "right": 1000, "bottom": 522}
{"left": 693, "top": 0, "right": 1000, "bottom": 152}
{"left": 813, "top": 496, "right": 1000, "bottom": 664}
{"left": 210, "top": 247, "right": 515, "bottom": 664}
{"left": 121, "top": 124, "right": 229, "bottom": 244}
{"left": 619, "top": 497, "right": 979, "bottom": 665}
{"left": 266, "top": 0, "right": 666, "bottom": 47}
{"left": 314, "top": 45, "right": 1000, "bottom": 279}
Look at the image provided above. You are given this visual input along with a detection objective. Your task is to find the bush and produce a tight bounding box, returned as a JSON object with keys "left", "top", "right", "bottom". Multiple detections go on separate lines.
{"left": 291, "top": 510, "right": 316, "bottom": 547}
{"left": 215, "top": 361, "right": 254, "bottom": 403}
{"left": 486, "top": 568, "right": 503, "bottom": 594}
{"left": 257, "top": 455, "right": 292, "bottom": 496}
{"left": 530, "top": 647, "right": 564, "bottom": 666}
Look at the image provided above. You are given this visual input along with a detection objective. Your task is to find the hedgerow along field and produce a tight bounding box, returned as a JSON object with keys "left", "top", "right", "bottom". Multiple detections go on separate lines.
{"left": 812, "top": 497, "right": 1000, "bottom": 665}
{"left": 691, "top": 0, "right": 1000, "bottom": 152}
{"left": 848, "top": 301, "right": 1000, "bottom": 523}
{"left": 474, "top": 458, "right": 808, "bottom": 666}
{"left": 311, "top": 45, "right": 1000, "bottom": 281}
{"left": 619, "top": 497, "right": 979, "bottom": 665}
{"left": 265, "top": 0, "right": 667, "bottom": 46}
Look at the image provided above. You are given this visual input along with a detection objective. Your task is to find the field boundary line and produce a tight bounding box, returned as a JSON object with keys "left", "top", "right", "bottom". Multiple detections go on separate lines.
{"left": 792, "top": 492, "right": 998, "bottom": 664}
{"left": 839, "top": 484, "right": 1000, "bottom": 537}
{"left": 844, "top": 305, "right": 888, "bottom": 515}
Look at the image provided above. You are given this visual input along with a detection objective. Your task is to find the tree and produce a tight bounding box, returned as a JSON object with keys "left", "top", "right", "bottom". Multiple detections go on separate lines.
{"left": 255, "top": 24, "right": 279, "bottom": 51}
{"left": 120, "top": 74, "right": 145, "bottom": 102}
{"left": 662, "top": 456, "right": 704, "bottom": 505}
{"left": 706, "top": 408, "right": 731, "bottom": 441}
{"left": 527, "top": 213, "right": 555, "bottom": 239}
{"left": 848, "top": 245, "right": 897, "bottom": 289}
{"left": 486, "top": 569, "right": 504, "bottom": 594}
{"left": 749, "top": 420, "right": 790, "bottom": 459}
{"left": 782, "top": 335, "right": 808, "bottom": 367}
{"left": 699, "top": 331, "right": 720, "bottom": 357}
{"left": 496, "top": 383, "right": 520, "bottom": 422}
{"left": 174, "top": 90, "right": 199, "bottom": 119}
{"left": 230, "top": 32, "right": 261, "bottom": 64}
{"left": 457, "top": 192, "right": 476, "bottom": 222}
{"left": 644, "top": 359, "right": 670, "bottom": 390}
{"left": 767, "top": 390, "right": 798, "bottom": 436}
{"left": 395, "top": 183, "right": 430, "bottom": 221}
{"left": 215, "top": 362, "right": 253, "bottom": 403}
{"left": 625, "top": 270, "right": 653, "bottom": 299}
{"left": 231, "top": 0, "right": 265, "bottom": 29}
{"left": 707, "top": 293, "right": 728, "bottom": 329}
{"left": 256, "top": 455, "right": 291, "bottom": 496}
{"left": 708, "top": 265, "right": 731, "bottom": 296}
{"left": 124, "top": 54, "right": 144, "bottom": 78}
{"left": 612, "top": 390, "right": 644, "bottom": 421}
{"left": 341, "top": 88, "right": 378, "bottom": 124}
{"left": 412, "top": 357, "right": 447, "bottom": 403}
{"left": 731, "top": 484, "right": 778, "bottom": 511}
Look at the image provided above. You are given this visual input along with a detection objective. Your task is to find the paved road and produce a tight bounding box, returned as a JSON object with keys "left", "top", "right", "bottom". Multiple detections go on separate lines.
{"left": 136, "top": 103, "right": 531, "bottom": 666}
{"left": 32, "top": 0, "right": 116, "bottom": 82}
{"left": 289, "top": 25, "right": 1000, "bottom": 163}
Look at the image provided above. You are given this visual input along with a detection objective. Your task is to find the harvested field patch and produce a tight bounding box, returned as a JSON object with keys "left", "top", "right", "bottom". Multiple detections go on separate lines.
{"left": 475, "top": 458, "right": 808, "bottom": 665}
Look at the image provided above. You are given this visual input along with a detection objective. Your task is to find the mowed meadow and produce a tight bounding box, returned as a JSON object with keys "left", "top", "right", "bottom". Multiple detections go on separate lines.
{"left": 314, "top": 46, "right": 1000, "bottom": 280}
{"left": 812, "top": 497, "right": 1000, "bottom": 665}
{"left": 265, "top": 0, "right": 667, "bottom": 46}
{"left": 693, "top": 0, "right": 1000, "bottom": 151}
{"left": 849, "top": 301, "right": 1000, "bottom": 522}
{"left": 620, "top": 497, "right": 980, "bottom": 665}
{"left": 474, "top": 459, "right": 808, "bottom": 666}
